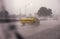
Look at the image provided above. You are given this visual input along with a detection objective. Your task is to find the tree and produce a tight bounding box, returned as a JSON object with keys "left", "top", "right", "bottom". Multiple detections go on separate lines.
{"left": 47, "top": 9, "right": 52, "bottom": 16}
{"left": 0, "top": 10, "right": 9, "bottom": 19}
{"left": 0, "top": 9, "right": 10, "bottom": 23}
{"left": 37, "top": 7, "right": 52, "bottom": 17}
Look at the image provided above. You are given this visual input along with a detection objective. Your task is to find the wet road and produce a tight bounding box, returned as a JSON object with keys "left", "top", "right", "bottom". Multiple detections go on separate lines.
{"left": 16, "top": 19, "right": 60, "bottom": 39}
{"left": 25, "top": 25, "right": 60, "bottom": 39}
{"left": 0, "top": 19, "right": 60, "bottom": 39}
{"left": 24, "top": 20, "right": 60, "bottom": 39}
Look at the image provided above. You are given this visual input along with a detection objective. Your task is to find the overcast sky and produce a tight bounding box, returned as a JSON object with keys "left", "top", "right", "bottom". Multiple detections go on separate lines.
{"left": 3, "top": 0, "right": 60, "bottom": 15}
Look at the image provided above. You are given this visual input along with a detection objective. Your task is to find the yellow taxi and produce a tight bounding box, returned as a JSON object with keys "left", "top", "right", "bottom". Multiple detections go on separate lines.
{"left": 20, "top": 17, "right": 35, "bottom": 23}
{"left": 20, "top": 16, "right": 40, "bottom": 26}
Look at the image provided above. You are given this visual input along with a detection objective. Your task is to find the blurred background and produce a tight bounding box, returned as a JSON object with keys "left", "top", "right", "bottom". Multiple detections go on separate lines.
{"left": 0, "top": 0, "right": 60, "bottom": 39}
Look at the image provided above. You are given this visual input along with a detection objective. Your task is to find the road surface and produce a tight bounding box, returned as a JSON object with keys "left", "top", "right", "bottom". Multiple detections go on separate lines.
{"left": 0, "top": 19, "right": 60, "bottom": 39}
{"left": 16, "top": 19, "right": 60, "bottom": 39}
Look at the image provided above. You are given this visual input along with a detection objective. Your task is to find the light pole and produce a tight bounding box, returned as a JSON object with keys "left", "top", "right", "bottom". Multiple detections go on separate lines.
{"left": 24, "top": 5, "right": 26, "bottom": 17}
{"left": 25, "top": 1, "right": 32, "bottom": 15}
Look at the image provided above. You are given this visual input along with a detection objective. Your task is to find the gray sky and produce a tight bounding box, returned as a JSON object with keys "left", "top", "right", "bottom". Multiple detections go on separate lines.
{"left": 3, "top": 0, "right": 60, "bottom": 15}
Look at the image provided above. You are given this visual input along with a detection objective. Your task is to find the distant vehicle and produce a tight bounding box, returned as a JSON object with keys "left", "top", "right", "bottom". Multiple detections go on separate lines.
{"left": 20, "top": 16, "right": 40, "bottom": 26}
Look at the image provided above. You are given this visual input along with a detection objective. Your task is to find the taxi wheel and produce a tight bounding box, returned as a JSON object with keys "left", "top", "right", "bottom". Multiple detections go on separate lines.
{"left": 34, "top": 20, "right": 40, "bottom": 26}
{"left": 21, "top": 23, "right": 25, "bottom": 26}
